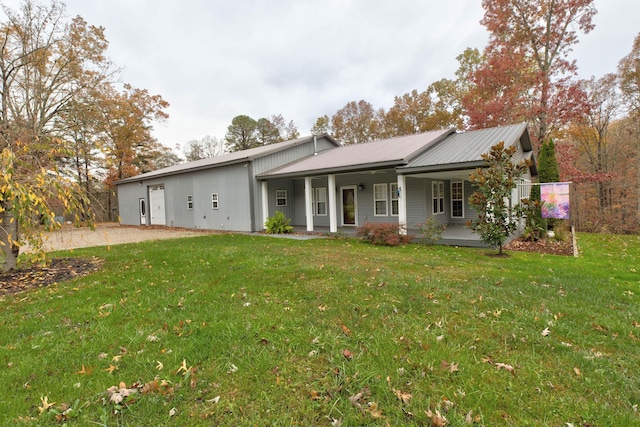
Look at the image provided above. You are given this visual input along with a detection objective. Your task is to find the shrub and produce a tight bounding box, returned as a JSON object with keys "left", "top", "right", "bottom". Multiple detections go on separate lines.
{"left": 357, "top": 222, "right": 411, "bottom": 246}
{"left": 417, "top": 217, "right": 446, "bottom": 245}
{"left": 264, "top": 211, "right": 293, "bottom": 234}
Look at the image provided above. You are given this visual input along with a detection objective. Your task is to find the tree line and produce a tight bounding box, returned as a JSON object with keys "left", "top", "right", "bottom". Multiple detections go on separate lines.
{"left": 0, "top": 0, "right": 171, "bottom": 270}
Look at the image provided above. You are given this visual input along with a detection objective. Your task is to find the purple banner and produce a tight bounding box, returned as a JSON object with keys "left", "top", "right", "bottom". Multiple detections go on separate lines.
{"left": 541, "top": 183, "right": 570, "bottom": 219}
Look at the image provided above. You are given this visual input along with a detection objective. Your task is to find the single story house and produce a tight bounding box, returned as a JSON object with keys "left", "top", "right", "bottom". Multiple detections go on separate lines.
{"left": 116, "top": 123, "right": 537, "bottom": 246}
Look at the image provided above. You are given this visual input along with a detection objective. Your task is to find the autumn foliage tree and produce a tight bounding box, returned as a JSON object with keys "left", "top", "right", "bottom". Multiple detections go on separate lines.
{"left": 465, "top": 0, "right": 596, "bottom": 147}
{"left": 0, "top": 0, "right": 171, "bottom": 270}
{"left": 331, "top": 100, "right": 384, "bottom": 145}
{"left": 0, "top": 0, "right": 114, "bottom": 270}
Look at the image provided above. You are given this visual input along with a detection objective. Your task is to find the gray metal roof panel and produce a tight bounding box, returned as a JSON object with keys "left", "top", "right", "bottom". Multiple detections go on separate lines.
{"left": 401, "top": 123, "right": 530, "bottom": 170}
{"left": 259, "top": 128, "right": 454, "bottom": 178}
{"left": 116, "top": 133, "right": 339, "bottom": 184}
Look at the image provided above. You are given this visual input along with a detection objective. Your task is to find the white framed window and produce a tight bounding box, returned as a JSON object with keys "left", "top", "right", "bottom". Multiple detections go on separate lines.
{"left": 276, "top": 190, "right": 287, "bottom": 207}
{"left": 314, "top": 187, "right": 327, "bottom": 216}
{"left": 432, "top": 181, "right": 444, "bottom": 214}
{"left": 374, "top": 183, "right": 388, "bottom": 216}
{"left": 451, "top": 181, "right": 464, "bottom": 218}
{"left": 187, "top": 195, "right": 194, "bottom": 210}
{"left": 211, "top": 193, "right": 219, "bottom": 210}
{"left": 390, "top": 183, "right": 399, "bottom": 216}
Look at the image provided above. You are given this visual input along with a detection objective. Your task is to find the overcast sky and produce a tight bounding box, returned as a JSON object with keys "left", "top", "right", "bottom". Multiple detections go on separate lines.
{"left": 4, "top": 1, "right": 640, "bottom": 151}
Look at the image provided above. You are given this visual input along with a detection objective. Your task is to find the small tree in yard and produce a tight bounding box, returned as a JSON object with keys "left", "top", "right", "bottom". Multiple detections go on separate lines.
{"left": 468, "top": 141, "right": 532, "bottom": 255}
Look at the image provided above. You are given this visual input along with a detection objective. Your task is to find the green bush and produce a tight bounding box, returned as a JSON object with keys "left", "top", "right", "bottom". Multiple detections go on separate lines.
{"left": 416, "top": 217, "right": 446, "bottom": 245}
{"left": 264, "top": 211, "right": 293, "bottom": 234}
{"left": 356, "top": 222, "right": 411, "bottom": 246}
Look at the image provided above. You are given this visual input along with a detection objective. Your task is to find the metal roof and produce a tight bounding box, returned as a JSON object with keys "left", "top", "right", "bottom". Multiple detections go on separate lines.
{"left": 399, "top": 123, "right": 534, "bottom": 173}
{"left": 116, "top": 133, "right": 339, "bottom": 185}
{"left": 258, "top": 128, "right": 455, "bottom": 179}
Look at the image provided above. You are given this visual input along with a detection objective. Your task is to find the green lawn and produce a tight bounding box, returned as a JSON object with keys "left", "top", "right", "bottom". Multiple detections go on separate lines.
{"left": 0, "top": 233, "right": 639, "bottom": 426}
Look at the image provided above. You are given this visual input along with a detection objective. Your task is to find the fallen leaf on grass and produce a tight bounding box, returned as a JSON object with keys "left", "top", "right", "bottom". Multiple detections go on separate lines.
{"left": 156, "top": 361, "right": 164, "bottom": 371}
{"left": 495, "top": 362, "right": 515, "bottom": 375}
{"left": 342, "top": 349, "right": 354, "bottom": 360}
{"left": 393, "top": 388, "right": 412, "bottom": 404}
{"left": 426, "top": 409, "right": 448, "bottom": 426}
{"left": 341, "top": 324, "right": 352, "bottom": 336}
{"left": 104, "top": 364, "right": 118, "bottom": 374}
{"left": 176, "top": 359, "right": 193, "bottom": 375}
{"left": 206, "top": 396, "right": 220, "bottom": 404}
{"left": 465, "top": 410, "right": 480, "bottom": 424}
{"left": 76, "top": 365, "right": 92, "bottom": 375}
{"left": 38, "top": 396, "right": 55, "bottom": 415}
{"left": 348, "top": 391, "right": 364, "bottom": 409}
{"left": 573, "top": 367, "right": 582, "bottom": 377}
{"left": 169, "top": 407, "right": 177, "bottom": 417}
{"left": 541, "top": 327, "right": 551, "bottom": 336}
{"left": 440, "top": 360, "right": 459, "bottom": 373}
{"left": 366, "top": 402, "right": 384, "bottom": 419}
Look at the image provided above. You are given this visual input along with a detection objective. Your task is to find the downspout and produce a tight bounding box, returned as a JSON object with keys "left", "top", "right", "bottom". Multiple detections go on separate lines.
{"left": 313, "top": 135, "right": 318, "bottom": 155}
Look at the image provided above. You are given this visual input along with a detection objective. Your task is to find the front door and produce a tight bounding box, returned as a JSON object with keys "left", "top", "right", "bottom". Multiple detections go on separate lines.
{"left": 149, "top": 185, "right": 166, "bottom": 225}
{"left": 139, "top": 198, "right": 147, "bottom": 225}
{"left": 341, "top": 186, "right": 357, "bottom": 226}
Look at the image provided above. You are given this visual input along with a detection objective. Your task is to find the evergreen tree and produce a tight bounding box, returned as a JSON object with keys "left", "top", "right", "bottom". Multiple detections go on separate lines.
{"left": 531, "top": 139, "right": 561, "bottom": 231}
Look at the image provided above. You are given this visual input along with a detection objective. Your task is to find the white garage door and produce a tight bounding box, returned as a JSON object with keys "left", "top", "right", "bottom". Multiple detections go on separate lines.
{"left": 149, "top": 185, "right": 166, "bottom": 225}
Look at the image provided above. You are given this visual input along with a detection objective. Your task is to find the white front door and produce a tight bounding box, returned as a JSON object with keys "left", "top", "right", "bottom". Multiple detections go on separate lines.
{"left": 139, "top": 198, "right": 147, "bottom": 225}
{"left": 149, "top": 185, "right": 166, "bottom": 225}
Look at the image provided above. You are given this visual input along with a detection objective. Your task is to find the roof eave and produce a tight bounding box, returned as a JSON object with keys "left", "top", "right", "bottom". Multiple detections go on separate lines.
{"left": 259, "top": 160, "right": 405, "bottom": 180}
{"left": 115, "top": 157, "right": 252, "bottom": 185}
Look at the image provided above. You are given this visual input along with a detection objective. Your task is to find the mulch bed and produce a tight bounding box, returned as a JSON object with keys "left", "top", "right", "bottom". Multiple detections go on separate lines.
{"left": 0, "top": 257, "right": 103, "bottom": 297}
{"left": 504, "top": 236, "right": 575, "bottom": 256}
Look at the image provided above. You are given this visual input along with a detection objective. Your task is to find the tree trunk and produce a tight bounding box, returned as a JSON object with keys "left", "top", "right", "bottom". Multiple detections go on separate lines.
{"left": 0, "top": 210, "right": 20, "bottom": 271}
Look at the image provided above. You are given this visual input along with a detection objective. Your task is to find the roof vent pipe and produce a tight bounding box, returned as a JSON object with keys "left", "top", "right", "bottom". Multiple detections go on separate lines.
{"left": 313, "top": 134, "right": 318, "bottom": 156}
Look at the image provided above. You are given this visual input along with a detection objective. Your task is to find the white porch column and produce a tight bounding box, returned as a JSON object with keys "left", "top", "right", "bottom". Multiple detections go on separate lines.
{"left": 328, "top": 174, "right": 337, "bottom": 233}
{"left": 397, "top": 174, "right": 407, "bottom": 235}
{"left": 261, "top": 181, "right": 269, "bottom": 230}
{"left": 304, "top": 176, "right": 314, "bottom": 231}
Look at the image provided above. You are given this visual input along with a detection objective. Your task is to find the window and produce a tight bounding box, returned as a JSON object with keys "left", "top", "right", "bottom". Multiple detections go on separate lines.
{"left": 390, "top": 183, "right": 399, "bottom": 216}
{"left": 432, "top": 181, "right": 444, "bottom": 214}
{"left": 314, "top": 188, "right": 327, "bottom": 216}
{"left": 374, "top": 183, "right": 388, "bottom": 216}
{"left": 451, "top": 181, "right": 463, "bottom": 218}
{"left": 211, "top": 193, "right": 219, "bottom": 210}
{"left": 187, "top": 195, "right": 194, "bottom": 210}
{"left": 276, "top": 190, "right": 287, "bottom": 207}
